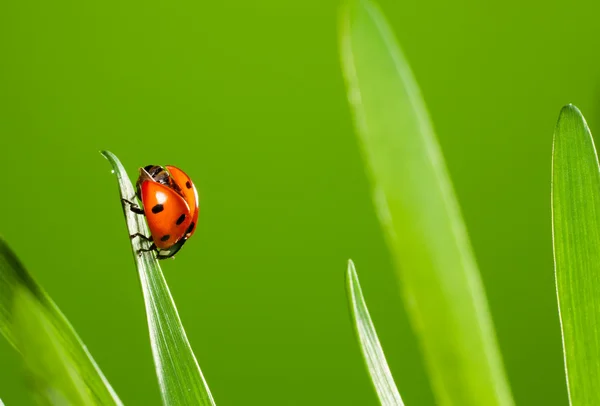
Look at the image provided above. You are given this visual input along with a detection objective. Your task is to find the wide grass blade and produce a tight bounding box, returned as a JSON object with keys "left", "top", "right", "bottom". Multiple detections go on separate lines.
{"left": 346, "top": 260, "right": 404, "bottom": 406}
{"left": 0, "top": 238, "right": 122, "bottom": 405}
{"left": 552, "top": 104, "right": 600, "bottom": 405}
{"left": 101, "top": 151, "right": 215, "bottom": 406}
{"left": 339, "top": 1, "right": 513, "bottom": 405}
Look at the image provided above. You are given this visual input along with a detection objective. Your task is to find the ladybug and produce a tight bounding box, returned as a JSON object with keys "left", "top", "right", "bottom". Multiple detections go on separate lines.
{"left": 122, "top": 165, "right": 199, "bottom": 259}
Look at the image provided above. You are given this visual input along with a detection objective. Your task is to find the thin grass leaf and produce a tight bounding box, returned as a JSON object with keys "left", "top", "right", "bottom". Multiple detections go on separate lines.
{"left": 339, "top": 1, "right": 513, "bottom": 405}
{"left": 346, "top": 260, "right": 404, "bottom": 406}
{"left": 551, "top": 104, "right": 600, "bottom": 405}
{"left": 0, "top": 238, "right": 122, "bottom": 406}
{"left": 101, "top": 150, "right": 215, "bottom": 406}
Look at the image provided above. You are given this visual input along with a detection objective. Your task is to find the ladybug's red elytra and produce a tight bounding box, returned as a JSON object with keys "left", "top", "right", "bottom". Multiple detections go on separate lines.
{"left": 122, "top": 165, "right": 199, "bottom": 259}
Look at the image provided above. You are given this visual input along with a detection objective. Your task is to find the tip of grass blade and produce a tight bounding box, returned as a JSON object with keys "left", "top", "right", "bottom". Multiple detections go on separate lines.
{"left": 557, "top": 104, "right": 583, "bottom": 126}
{"left": 560, "top": 103, "right": 579, "bottom": 113}
{"left": 346, "top": 259, "right": 404, "bottom": 406}
{"left": 555, "top": 104, "right": 589, "bottom": 132}
{"left": 346, "top": 259, "right": 357, "bottom": 297}
{"left": 553, "top": 104, "right": 596, "bottom": 167}
{"left": 100, "top": 150, "right": 114, "bottom": 162}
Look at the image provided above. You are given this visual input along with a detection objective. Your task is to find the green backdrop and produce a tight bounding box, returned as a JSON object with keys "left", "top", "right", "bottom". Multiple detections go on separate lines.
{"left": 0, "top": 0, "right": 595, "bottom": 404}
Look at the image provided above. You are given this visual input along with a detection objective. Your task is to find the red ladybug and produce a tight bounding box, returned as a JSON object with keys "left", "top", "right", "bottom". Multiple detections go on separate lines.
{"left": 122, "top": 165, "right": 199, "bottom": 259}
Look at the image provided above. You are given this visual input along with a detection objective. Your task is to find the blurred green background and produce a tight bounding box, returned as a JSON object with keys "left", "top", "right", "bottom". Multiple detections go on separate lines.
{"left": 0, "top": 0, "right": 596, "bottom": 404}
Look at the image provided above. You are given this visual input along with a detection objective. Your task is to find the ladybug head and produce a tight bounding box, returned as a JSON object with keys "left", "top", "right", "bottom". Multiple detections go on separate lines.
{"left": 136, "top": 165, "right": 180, "bottom": 198}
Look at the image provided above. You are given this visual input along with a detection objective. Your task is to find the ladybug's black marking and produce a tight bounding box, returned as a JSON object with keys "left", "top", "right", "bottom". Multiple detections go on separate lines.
{"left": 152, "top": 204, "right": 164, "bottom": 214}
{"left": 185, "top": 181, "right": 192, "bottom": 189}
{"left": 144, "top": 164, "right": 155, "bottom": 172}
{"left": 176, "top": 214, "right": 186, "bottom": 225}
{"left": 186, "top": 222, "right": 195, "bottom": 234}
{"left": 161, "top": 235, "right": 171, "bottom": 242}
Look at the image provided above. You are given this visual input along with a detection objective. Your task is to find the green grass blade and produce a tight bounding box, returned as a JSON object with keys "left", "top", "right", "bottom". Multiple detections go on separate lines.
{"left": 339, "top": 1, "right": 513, "bottom": 405}
{"left": 101, "top": 150, "right": 215, "bottom": 406}
{"left": 551, "top": 104, "right": 600, "bottom": 405}
{"left": 346, "top": 260, "right": 404, "bottom": 406}
{"left": 0, "top": 238, "right": 123, "bottom": 406}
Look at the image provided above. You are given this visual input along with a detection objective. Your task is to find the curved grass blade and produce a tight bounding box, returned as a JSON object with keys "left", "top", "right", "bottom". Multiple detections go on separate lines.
{"left": 552, "top": 104, "right": 600, "bottom": 405}
{"left": 101, "top": 150, "right": 215, "bottom": 406}
{"left": 339, "top": 1, "right": 513, "bottom": 405}
{"left": 0, "top": 238, "right": 122, "bottom": 405}
{"left": 346, "top": 260, "right": 404, "bottom": 406}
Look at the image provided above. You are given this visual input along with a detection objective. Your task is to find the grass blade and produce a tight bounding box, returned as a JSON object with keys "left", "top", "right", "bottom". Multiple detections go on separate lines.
{"left": 552, "top": 104, "right": 600, "bottom": 405}
{"left": 339, "top": 1, "right": 513, "bottom": 404}
{"left": 346, "top": 260, "right": 404, "bottom": 406}
{"left": 101, "top": 150, "right": 215, "bottom": 406}
{"left": 0, "top": 238, "right": 122, "bottom": 405}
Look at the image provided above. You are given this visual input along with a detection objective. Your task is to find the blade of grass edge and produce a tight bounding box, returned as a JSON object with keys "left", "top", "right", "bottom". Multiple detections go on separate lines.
{"left": 0, "top": 238, "right": 123, "bottom": 406}
{"left": 338, "top": 1, "right": 513, "bottom": 405}
{"left": 552, "top": 104, "right": 600, "bottom": 405}
{"left": 346, "top": 260, "right": 404, "bottom": 406}
{"left": 101, "top": 150, "right": 215, "bottom": 406}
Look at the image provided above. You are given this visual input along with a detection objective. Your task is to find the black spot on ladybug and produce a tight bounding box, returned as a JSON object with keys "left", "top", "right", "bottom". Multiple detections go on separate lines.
{"left": 176, "top": 214, "right": 186, "bottom": 225}
{"left": 186, "top": 222, "right": 195, "bottom": 234}
{"left": 152, "top": 204, "right": 164, "bottom": 214}
{"left": 161, "top": 234, "right": 170, "bottom": 242}
{"left": 185, "top": 181, "right": 192, "bottom": 189}
{"left": 144, "top": 164, "right": 155, "bottom": 172}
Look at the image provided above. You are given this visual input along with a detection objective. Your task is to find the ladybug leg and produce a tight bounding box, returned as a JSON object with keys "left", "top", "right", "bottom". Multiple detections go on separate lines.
{"left": 121, "top": 198, "right": 144, "bottom": 215}
{"left": 130, "top": 232, "right": 153, "bottom": 242}
{"left": 137, "top": 243, "right": 157, "bottom": 257}
{"left": 131, "top": 234, "right": 156, "bottom": 257}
